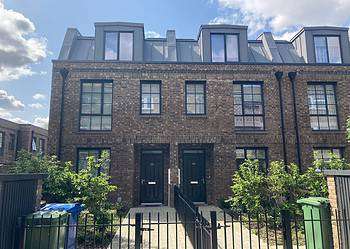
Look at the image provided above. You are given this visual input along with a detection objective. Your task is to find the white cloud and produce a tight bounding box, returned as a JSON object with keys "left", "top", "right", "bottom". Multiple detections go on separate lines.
{"left": 212, "top": 0, "right": 350, "bottom": 38}
{"left": 0, "top": 108, "right": 29, "bottom": 124}
{"left": 33, "top": 93, "right": 46, "bottom": 100}
{"left": 0, "top": 89, "right": 25, "bottom": 110}
{"left": 33, "top": 116, "right": 48, "bottom": 129}
{"left": 29, "top": 103, "right": 44, "bottom": 109}
{"left": 0, "top": 2, "right": 48, "bottom": 81}
{"left": 145, "top": 31, "right": 161, "bottom": 38}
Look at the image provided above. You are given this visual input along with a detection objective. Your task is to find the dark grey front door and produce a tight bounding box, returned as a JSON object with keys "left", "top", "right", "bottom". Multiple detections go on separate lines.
{"left": 140, "top": 150, "right": 164, "bottom": 204}
{"left": 182, "top": 150, "right": 206, "bottom": 203}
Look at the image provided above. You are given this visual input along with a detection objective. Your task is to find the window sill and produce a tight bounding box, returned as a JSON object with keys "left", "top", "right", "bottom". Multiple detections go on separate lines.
{"left": 185, "top": 115, "right": 208, "bottom": 118}
{"left": 311, "top": 130, "right": 345, "bottom": 134}
{"left": 235, "top": 130, "right": 268, "bottom": 134}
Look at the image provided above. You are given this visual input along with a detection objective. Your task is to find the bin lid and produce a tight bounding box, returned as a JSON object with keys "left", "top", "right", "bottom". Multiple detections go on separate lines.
{"left": 297, "top": 197, "right": 330, "bottom": 207}
{"left": 26, "top": 210, "right": 68, "bottom": 220}
{"left": 40, "top": 203, "right": 84, "bottom": 214}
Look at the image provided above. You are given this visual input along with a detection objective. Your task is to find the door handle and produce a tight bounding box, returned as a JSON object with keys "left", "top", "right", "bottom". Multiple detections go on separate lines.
{"left": 141, "top": 179, "right": 145, "bottom": 185}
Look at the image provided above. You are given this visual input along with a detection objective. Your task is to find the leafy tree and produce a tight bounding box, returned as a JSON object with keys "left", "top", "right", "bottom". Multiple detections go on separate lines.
{"left": 228, "top": 160, "right": 269, "bottom": 215}
{"left": 10, "top": 150, "right": 117, "bottom": 217}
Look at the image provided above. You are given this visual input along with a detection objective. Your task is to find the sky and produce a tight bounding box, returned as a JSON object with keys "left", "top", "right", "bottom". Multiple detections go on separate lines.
{"left": 1, "top": 0, "right": 350, "bottom": 128}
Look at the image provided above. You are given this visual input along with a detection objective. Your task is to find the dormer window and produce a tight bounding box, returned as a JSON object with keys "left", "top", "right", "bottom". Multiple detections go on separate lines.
{"left": 314, "top": 36, "right": 342, "bottom": 63}
{"left": 104, "top": 32, "right": 133, "bottom": 61}
{"left": 211, "top": 34, "right": 239, "bottom": 62}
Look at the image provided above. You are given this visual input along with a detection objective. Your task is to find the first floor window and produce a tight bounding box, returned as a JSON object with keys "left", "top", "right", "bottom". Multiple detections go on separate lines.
{"left": 141, "top": 81, "right": 161, "bottom": 114}
{"left": 314, "top": 36, "right": 342, "bottom": 63}
{"left": 0, "top": 132, "right": 4, "bottom": 155}
{"left": 80, "top": 80, "right": 113, "bottom": 131}
{"left": 39, "top": 138, "right": 45, "bottom": 154}
{"left": 236, "top": 147, "right": 268, "bottom": 172}
{"left": 9, "top": 134, "right": 15, "bottom": 151}
{"left": 234, "top": 82, "right": 264, "bottom": 130}
{"left": 77, "top": 148, "right": 111, "bottom": 173}
{"left": 308, "top": 83, "right": 338, "bottom": 130}
{"left": 186, "top": 82, "right": 206, "bottom": 115}
{"left": 313, "top": 148, "right": 342, "bottom": 161}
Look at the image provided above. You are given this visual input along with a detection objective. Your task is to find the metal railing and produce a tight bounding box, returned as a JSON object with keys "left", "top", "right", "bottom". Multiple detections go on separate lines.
{"left": 15, "top": 208, "right": 350, "bottom": 249}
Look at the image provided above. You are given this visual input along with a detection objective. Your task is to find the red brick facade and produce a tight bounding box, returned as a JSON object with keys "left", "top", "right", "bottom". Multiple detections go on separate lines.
{"left": 48, "top": 62, "right": 350, "bottom": 207}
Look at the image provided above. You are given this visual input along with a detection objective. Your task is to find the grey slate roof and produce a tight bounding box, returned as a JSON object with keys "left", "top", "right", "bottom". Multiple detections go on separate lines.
{"left": 57, "top": 22, "right": 350, "bottom": 64}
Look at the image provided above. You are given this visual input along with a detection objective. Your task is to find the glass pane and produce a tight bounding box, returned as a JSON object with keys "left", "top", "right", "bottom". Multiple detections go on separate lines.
{"left": 92, "top": 83, "right": 102, "bottom": 93}
{"left": 319, "top": 116, "right": 329, "bottom": 130}
{"left": 151, "top": 94, "right": 160, "bottom": 104}
{"left": 317, "top": 105, "right": 327, "bottom": 115}
{"left": 186, "top": 84, "right": 196, "bottom": 93}
{"left": 119, "top": 32, "right": 133, "bottom": 61}
{"left": 104, "top": 83, "right": 113, "bottom": 93}
{"left": 246, "top": 149, "right": 256, "bottom": 159}
{"left": 80, "top": 116, "right": 90, "bottom": 130}
{"left": 257, "top": 149, "right": 266, "bottom": 159}
{"left": 234, "top": 116, "right": 243, "bottom": 127}
{"left": 254, "top": 116, "right": 264, "bottom": 129}
{"left": 236, "top": 149, "right": 245, "bottom": 158}
{"left": 187, "top": 104, "right": 195, "bottom": 114}
{"left": 329, "top": 116, "right": 338, "bottom": 130}
{"left": 252, "top": 85, "right": 261, "bottom": 94}
{"left": 91, "top": 104, "right": 101, "bottom": 114}
{"left": 104, "top": 93, "right": 112, "bottom": 103}
{"left": 233, "top": 95, "right": 242, "bottom": 105}
{"left": 142, "top": 84, "right": 151, "bottom": 93}
{"left": 243, "top": 85, "right": 252, "bottom": 94}
{"left": 82, "top": 93, "right": 91, "bottom": 104}
{"left": 309, "top": 105, "right": 317, "bottom": 115}
{"left": 195, "top": 94, "right": 204, "bottom": 104}
{"left": 234, "top": 105, "right": 242, "bottom": 115}
{"left": 91, "top": 116, "right": 101, "bottom": 130}
{"left": 314, "top": 36, "right": 328, "bottom": 63}
{"left": 187, "top": 94, "right": 196, "bottom": 104}
{"left": 244, "top": 103, "right": 254, "bottom": 114}
{"left": 327, "top": 37, "right": 342, "bottom": 63}
{"left": 226, "top": 35, "right": 239, "bottom": 62}
{"left": 195, "top": 84, "right": 204, "bottom": 93}
{"left": 101, "top": 116, "right": 111, "bottom": 130}
{"left": 81, "top": 104, "right": 91, "bottom": 114}
{"left": 327, "top": 95, "right": 335, "bottom": 104}
{"left": 92, "top": 93, "right": 101, "bottom": 103}
{"left": 151, "top": 104, "right": 160, "bottom": 114}
{"left": 103, "top": 104, "right": 112, "bottom": 115}
{"left": 151, "top": 84, "right": 160, "bottom": 93}
{"left": 244, "top": 116, "right": 254, "bottom": 127}
{"left": 196, "top": 104, "right": 205, "bottom": 114}
{"left": 82, "top": 83, "right": 93, "bottom": 92}
{"left": 310, "top": 116, "right": 319, "bottom": 130}
{"left": 211, "top": 34, "right": 225, "bottom": 62}
{"left": 105, "top": 32, "right": 118, "bottom": 60}
{"left": 326, "top": 84, "right": 335, "bottom": 94}
{"left": 328, "top": 105, "right": 337, "bottom": 115}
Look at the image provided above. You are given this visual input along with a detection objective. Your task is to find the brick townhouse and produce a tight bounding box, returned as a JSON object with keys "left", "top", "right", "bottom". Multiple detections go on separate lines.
{"left": 48, "top": 22, "right": 350, "bottom": 207}
{"left": 0, "top": 118, "right": 48, "bottom": 171}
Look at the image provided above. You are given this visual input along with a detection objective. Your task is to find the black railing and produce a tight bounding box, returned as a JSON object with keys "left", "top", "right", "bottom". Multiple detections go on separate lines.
{"left": 15, "top": 206, "right": 350, "bottom": 249}
{"left": 174, "top": 185, "right": 213, "bottom": 249}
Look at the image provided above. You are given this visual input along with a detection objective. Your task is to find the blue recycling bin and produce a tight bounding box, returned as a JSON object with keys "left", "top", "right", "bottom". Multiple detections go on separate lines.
{"left": 40, "top": 203, "right": 84, "bottom": 249}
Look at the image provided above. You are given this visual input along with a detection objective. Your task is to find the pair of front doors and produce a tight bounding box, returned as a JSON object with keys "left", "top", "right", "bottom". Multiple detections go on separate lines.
{"left": 139, "top": 149, "right": 206, "bottom": 204}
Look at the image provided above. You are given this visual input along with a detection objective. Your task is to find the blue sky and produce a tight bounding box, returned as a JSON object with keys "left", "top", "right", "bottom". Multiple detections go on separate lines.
{"left": 1, "top": 0, "right": 350, "bottom": 128}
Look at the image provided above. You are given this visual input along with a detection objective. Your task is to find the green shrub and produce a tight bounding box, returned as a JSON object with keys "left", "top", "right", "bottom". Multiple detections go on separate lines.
{"left": 11, "top": 150, "right": 117, "bottom": 217}
{"left": 228, "top": 155, "right": 350, "bottom": 215}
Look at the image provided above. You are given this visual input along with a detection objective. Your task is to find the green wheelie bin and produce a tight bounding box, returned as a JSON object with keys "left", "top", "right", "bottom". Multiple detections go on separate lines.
{"left": 297, "top": 197, "right": 333, "bottom": 249}
{"left": 23, "top": 211, "right": 69, "bottom": 249}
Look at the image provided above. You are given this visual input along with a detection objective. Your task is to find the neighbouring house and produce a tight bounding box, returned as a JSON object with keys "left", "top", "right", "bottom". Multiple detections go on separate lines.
{"left": 0, "top": 118, "right": 48, "bottom": 170}
{"left": 49, "top": 22, "right": 350, "bottom": 207}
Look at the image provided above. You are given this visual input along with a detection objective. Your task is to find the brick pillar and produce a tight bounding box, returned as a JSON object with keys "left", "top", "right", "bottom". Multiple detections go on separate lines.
{"left": 326, "top": 175, "right": 340, "bottom": 249}
{"left": 168, "top": 143, "right": 179, "bottom": 207}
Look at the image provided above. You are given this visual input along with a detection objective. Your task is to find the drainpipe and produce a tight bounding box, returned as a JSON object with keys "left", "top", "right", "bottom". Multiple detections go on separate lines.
{"left": 288, "top": 72, "right": 302, "bottom": 170}
{"left": 57, "top": 68, "right": 69, "bottom": 160}
{"left": 275, "top": 71, "right": 287, "bottom": 165}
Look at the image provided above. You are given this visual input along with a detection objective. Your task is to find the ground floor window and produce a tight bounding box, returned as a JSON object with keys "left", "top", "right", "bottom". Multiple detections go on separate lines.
{"left": 77, "top": 148, "right": 111, "bottom": 173}
{"left": 235, "top": 147, "right": 268, "bottom": 172}
{"left": 313, "top": 147, "right": 342, "bottom": 161}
